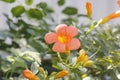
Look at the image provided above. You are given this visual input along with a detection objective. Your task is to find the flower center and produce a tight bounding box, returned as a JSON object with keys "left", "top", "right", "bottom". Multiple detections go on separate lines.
{"left": 57, "top": 35, "right": 71, "bottom": 43}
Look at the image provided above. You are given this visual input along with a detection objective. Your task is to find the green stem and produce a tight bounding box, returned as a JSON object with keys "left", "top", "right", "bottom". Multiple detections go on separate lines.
{"left": 57, "top": 52, "right": 70, "bottom": 68}
{"left": 86, "top": 21, "right": 101, "bottom": 34}
{"left": 65, "top": 54, "right": 70, "bottom": 64}
{"left": 5, "top": 71, "right": 9, "bottom": 80}
{"left": 57, "top": 52, "right": 63, "bottom": 62}
{"left": 89, "top": 46, "right": 101, "bottom": 59}
{"left": 86, "top": 41, "right": 95, "bottom": 53}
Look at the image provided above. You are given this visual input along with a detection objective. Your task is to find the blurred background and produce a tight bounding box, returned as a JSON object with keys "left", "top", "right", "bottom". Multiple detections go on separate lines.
{"left": 0, "top": 0, "right": 120, "bottom": 30}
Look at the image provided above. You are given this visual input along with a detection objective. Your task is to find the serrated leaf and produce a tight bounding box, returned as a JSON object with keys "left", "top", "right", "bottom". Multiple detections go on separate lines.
{"left": 26, "top": 8, "right": 43, "bottom": 19}
{"left": 62, "top": 7, "right": 78, "bottom": 15}
{"left": 58, "top": 0, "right": 65, "bottom": 6}
{"left": 11, "top": 5, "right": 25, "bottom": 17}
{"left": 25, "top": 0, "right": 33, "bottom": 5}
{"left": 2, "top": 0, "right": 15, "bottom": 3}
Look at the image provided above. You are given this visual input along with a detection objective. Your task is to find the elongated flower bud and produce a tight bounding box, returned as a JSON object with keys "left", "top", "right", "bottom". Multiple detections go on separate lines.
{"left": 76, "top": 49, "right": 86, "bottom": 63}
{"left": 76, "top": 49, "right": 93, "bottom": 67}
{"left": 98, "top": 10, "right": 120, "bottom": 24}
{"left": 22, "top": 69, "right": 39, "bottom": 80}
{"left": 83, "top": 60, "right": 94, "bottom": 67}
{"left": 86, "top": 1, "right": 92, "bottom": 19}
{"left": 55, "top": 70, "right": 68, "bottom": 78}
{"left": 117, "top": 0, "right": 120, "bottom": 7}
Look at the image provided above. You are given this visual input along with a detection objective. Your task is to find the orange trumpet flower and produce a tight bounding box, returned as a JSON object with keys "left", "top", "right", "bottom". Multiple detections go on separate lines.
{"left": 86, "top": 0, "right": 92, "bottom": 19}
{"left": 22, "top": 69, "right": 39, "bottom": 80}
{"left": 45, "top": 24, "right": 80, "bottom": 54}
{"left": 55, "top": 70, "right": 68, "bottom": 78}
{"left": 98, "top": 10, "right": 120, "bottom": 24}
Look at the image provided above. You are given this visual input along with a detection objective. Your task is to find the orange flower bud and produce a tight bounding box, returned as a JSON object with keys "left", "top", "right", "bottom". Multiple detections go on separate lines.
{"left": 82, "top": 74, "right": 87, "bottom": 78}
{"left": 117, "top": 0, "right": 120, "bottom": 7}
{"left": 86, "top": 1, "right": 92, "bottom": 19}
{"left": 55, "top": 70, "right": 68, "bottom": 78}
{"left": 76, "top": 49, "right": 93, "bottom": 67}
{"left": 82, "top": 55, "right": 89, "bottom": 63}
{"left": 76, "top": 49, "right": 86, "bottom": 63}
{"left": 83, "top": 60, "right": 94, "bottom": 67}
{"left": 22, "top": 69, "right": 39, "bottom": 80}
{"left": 98, "top": 10, "right": 120, "bottom": 24}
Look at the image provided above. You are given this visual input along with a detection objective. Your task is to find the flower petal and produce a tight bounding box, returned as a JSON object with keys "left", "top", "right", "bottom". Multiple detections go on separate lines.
{"left": 22, "top": 69, "right": 34, "bottom": 79}
{"left": 66, "top": 26, "right": 78, "bottom": 37}
{"left": 55, "top": 24, "right": 67, "bottom": 35}
{"left": 98, "top": 10, "right": 120, "bottom": 24}
{"left": 84, "top": 60, "right": 94, "bottom": 67}
{"left": 67, "top": 38, "right": 80, "bottom": 50}
{"left": 44, "top": 32, "right": 57, "bottom": 44}
{"left": 55, "top": 70, "right": 68, "bottom": 78}
{"left": 22, "top": 69, "right": 39, "bottom": 80}
{"left": 52, "top": 42, "right": 66, "bottom": 52}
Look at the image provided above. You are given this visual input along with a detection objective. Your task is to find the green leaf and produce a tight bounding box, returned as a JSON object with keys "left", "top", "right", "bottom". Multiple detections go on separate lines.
{"left": 11, "top": 5, "right": 25, "bottom": 17}
{"left": 13, "top": 60, "right": 26, "bottom": 68}
{"left": 0, "top": 31, "right": 12, "bottom": 40}
{"left": 25, "top": 0, "right": 33, "bottom": 5}
{"left": 38, "top": 2, "right": 47, "bottom": 9}
{"left": 58, "top": 0, "right": 65, "bottom": 6}
{"left": 26, "top": 8, "right": 43, "bottom": 19}
{"left": 78, "top": 14, "right": 87, "bottom": 17}
{"left": 109, "top": 70, "right": 119, "bottom": 80}
{"left": 21, "top": 51, "right": 41, "bottom": 64}
{"left": 28, "top": 38, "right": 46, "bottom": 52}
{"left": 46, "top": 8, "right": 54, "bottom": 13}
{"left": 7, "top": 56, "right": 15, "bottom": 62}
{"left": 52, "top": 64, "right": 62, "bottom": 70}
{"left": 31, "top": 62, "right": 39, "bottom": 74}
{"left": 62, "top": 7, "right": 78, "bottom": 15}
{"left": 2, "top": 0, "right": 15, "bottom": 3}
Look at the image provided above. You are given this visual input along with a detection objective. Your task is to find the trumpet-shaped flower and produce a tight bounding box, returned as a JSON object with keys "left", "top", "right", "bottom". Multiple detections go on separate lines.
{"left": 45, "top": 24, "right": 80, "bottom": 54}
{"left": 76, "top": 49, "right": 93, "bottom": 67}
{"left": 55, "top": 70, "right": 68, "bottom": 78}
{"left": 22, "top": 69, "right": 39, "bottom": 80}
{"left": 86, "top": 1, "right": 92, "bottom": 19}
{"left": 98, "top": 10, "right": 120, "bottom": 24}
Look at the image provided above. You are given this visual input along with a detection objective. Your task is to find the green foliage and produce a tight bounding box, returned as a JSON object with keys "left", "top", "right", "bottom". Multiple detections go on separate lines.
{"left": 38, "top": 2, "right": 47, "bottom": 9}
{"left": 25, "top": 0, "right": 33, "bottom": 5}
{"left": 26, "top": 8, "right": 43, "bottom": 19}
{"left": 36, "top": 2, "right": 54, "bottom": 14}
{"left": 1, "top": 0, "right": 15, "bottom": 3}
{"left": 58, "top": 0, "right": 65, "bottom": 6}
{"left": 11, "top": 6, "right": 25, "bottom": 17}
{"left": 62, "top": 7, "right": 78, "bottom": 15}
